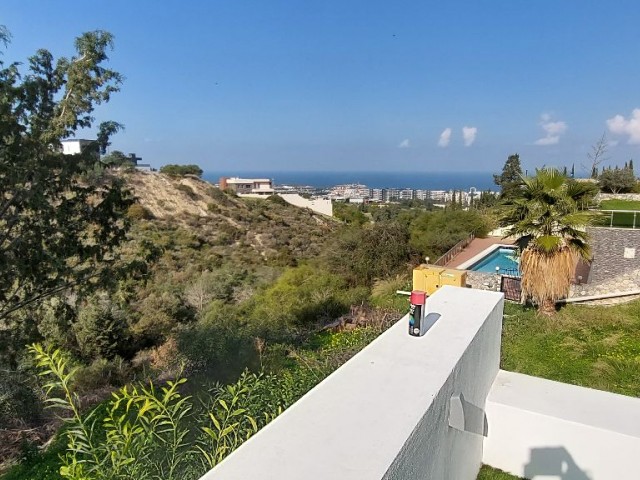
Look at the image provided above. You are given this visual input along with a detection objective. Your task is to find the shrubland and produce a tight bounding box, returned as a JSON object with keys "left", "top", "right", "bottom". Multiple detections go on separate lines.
{"left": 0, "top": 25, "right": 492, "bottom": 479}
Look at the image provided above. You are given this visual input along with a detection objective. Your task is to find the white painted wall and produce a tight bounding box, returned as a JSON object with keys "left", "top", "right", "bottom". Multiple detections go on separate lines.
{"left": 279, "top": 193, "right": 333, "bottom": 216}
{"left": 200, "top": 287, "right": 504, "bottom": 480}
{"left": 484, "top": 370, "right": 640, "bottom": 480}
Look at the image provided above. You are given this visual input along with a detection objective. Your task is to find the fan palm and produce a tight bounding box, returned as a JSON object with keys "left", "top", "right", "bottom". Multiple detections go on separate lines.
{"left": 500, "top": 169, "right": 598, "bottom": 315}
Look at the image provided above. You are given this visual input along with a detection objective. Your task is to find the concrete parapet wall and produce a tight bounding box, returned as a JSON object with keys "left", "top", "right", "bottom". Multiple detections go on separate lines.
{"left": 200, "top": 287, "right": 504, "bottom": 480}
{"left": 484, "top": 370, "right": 640, "bottom": 480}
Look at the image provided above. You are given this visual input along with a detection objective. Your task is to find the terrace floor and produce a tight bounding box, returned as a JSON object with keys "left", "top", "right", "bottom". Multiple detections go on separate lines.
{"left": 445, "top": 236, "right": 514, "bottom": 269}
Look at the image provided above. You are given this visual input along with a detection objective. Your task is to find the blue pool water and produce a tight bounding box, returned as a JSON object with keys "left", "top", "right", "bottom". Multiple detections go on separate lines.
{"left": 470, "top": 248, "right": 520, "bottom": 275}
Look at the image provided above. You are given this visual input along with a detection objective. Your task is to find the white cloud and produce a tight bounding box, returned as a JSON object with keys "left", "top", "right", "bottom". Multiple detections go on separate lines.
{"left": 535, "top": 114, "right": 567, "bottom": 146}
{"left": 534, "top": 136, "right": 560, "bottom": 146}
{"left": 398, "top": 138, "right": 410, "bottom": 148}
{"left": 607, "top": 109, "right": 640, "bottom": 144}
{"left": 437, "top": 128, "right": 452, "bottom": 147}
{"left": 462, "top": 126, "right": 477, "bottom": 147}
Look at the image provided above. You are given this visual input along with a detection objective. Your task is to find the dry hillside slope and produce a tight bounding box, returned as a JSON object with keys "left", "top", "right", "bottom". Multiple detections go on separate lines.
{"left": 121, "top": 170, "right": 335, "bottom": 263}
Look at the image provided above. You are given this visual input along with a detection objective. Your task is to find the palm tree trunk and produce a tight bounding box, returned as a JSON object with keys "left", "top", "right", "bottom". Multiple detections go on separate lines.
{"left": 539, "top": 298, "right": 557, "bottom": 316}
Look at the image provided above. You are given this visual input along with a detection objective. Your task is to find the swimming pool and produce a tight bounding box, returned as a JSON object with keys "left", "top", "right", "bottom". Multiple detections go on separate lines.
{"left": 469, "top": 247, "right": 520, "bottom": 275}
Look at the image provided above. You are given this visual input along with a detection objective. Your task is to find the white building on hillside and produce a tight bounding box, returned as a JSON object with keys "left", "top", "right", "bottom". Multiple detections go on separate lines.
{"left": 220, "top": 177, "right": 274, "bottom": 195}
{"left": 61, "top": 139, "right": 95, "bottom": 156}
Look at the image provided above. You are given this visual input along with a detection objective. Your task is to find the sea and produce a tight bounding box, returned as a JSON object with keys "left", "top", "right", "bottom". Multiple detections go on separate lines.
{"left": 202, "top": 171, "right": 495, "bottom": 191}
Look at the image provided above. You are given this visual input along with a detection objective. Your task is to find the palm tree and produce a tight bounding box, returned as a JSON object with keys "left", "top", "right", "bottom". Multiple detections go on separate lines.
{"left": 500, "top": 169, "right": 598, "bottom": 315}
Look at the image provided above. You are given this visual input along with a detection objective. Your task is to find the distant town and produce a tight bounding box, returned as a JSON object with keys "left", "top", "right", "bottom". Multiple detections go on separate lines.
{"left": 217, "top": 176, "right": 496, "bottom": 207}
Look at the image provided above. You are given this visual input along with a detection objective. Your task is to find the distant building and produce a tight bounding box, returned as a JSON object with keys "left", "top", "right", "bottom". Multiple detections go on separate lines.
{"left": 399, "top": 189, "right": 414, "bottom": 201}
{"left": 126, "top": 153, "right": 154, "bottom": 171}
{"left": 220, "top": 177, "right": 274, "bottom": 195}
{"left": 415, "top": 189, "right": 429, "bottom": 200}
{"left": 369, "top": 188, "right": 384, "bottom": 202}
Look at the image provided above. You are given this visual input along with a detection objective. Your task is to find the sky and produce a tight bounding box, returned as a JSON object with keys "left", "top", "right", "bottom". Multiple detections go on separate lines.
{"left": 1, "top": 0, "right": 640, "bottom": 174}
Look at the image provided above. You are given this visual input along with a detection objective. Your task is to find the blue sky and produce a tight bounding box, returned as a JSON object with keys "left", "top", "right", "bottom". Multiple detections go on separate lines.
{"left": 2, "top": 1, "right": 640, "bottom": 173}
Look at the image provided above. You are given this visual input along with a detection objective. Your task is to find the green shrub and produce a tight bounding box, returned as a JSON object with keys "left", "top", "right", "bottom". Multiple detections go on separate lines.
{"left": 28, "top": 344, "right": 275, "bottom": 480}
{"left": 126, "top": 203, "right": 153, "bottom": 220}
{"left": 160, "top": 164, "right": 203, "bottom": 177}
{"left": 0, "top": 367, "right": 44, "bottom": 429}
{"left": 267, "top": 194, "right": 287, "bottom": 206}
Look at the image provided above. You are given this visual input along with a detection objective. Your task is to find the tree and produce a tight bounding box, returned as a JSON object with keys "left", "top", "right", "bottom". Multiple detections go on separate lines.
{"left": 0, "top": 29, "right": 135, "bottom": 324}
{"left": 599, "top": 167, "right": 636, "bottom": 194}
{"left": 586, "top": 132, "right": 609, "bottom": 179}
{"left": 494, "top": 154, "right": 523, "bottom": 198}
{"left": 500, "top": 169, "right": 598, "bottom": 315}
{"left": 101, "top": 150, "right": 133, "bottom": 167}
{"left": 160, "top": 164, "right": 203, "bottom": 177}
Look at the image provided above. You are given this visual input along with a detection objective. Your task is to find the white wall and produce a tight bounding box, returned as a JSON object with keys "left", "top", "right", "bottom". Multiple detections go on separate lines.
{"left": 279, "top": 193, "right": 333, "bottom": 216}
{"left": 200, "top": 287, "right": 504, "bottom": 480}
{"left": 484, "top": 370, "right": 640, "bottom": 480}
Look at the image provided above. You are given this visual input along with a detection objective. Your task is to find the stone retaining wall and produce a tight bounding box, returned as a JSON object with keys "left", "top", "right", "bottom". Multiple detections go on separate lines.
{"left": 596, "top": 193, "right": 640, "bottom": 202}
{"left": 587, "top": 227, "right": 640, "bottom": 283}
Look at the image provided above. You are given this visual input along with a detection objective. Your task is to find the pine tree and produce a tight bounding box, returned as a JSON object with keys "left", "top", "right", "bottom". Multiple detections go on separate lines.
{"left": 494, "top": 154, "right": 523, "bottom": 199}
{"left": 563, "top": 166, "right": 568, "bottom": 175}
{"left": 630, "top": 159, "right": 635, "bottom": 173}
{"left": 571, "top": 164, "right": 575, "bottom": 178}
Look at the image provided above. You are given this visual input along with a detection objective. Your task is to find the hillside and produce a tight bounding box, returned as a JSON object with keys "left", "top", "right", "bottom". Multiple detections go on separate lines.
{"left": 122, "top": 170, "right": 335, "bottom": 264}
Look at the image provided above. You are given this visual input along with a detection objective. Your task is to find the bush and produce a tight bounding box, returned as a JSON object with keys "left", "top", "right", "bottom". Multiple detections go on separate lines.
{"left": 176, "top": 183, "right": 197, "bottom": 199}
{"left": 160, "top": 164, "right": 203, "bottom": 177}
{"left": 72, "top": 357, "right": 132, "bottom": 393}
{"left": 326, "top": 222, "right": 412, "bottom": 286}
{"left": 409, "top": 209, "right": 490, "bottom": 259}
{"left": 74, "top": 295, "right": 131, "bottom": 361}
{"left": 0, "top": 368, "right": 44, "bottom": 429}
{"left": 126, "top": 203, "right": 153, "bottom": 220}
{"left": 267, "top": 194, "right": 287, "bottom": 206}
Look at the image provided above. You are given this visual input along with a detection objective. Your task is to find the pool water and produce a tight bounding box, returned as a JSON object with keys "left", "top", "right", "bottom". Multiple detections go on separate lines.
{"left": 469, "top": 247, "right": 519, "bottom": 275}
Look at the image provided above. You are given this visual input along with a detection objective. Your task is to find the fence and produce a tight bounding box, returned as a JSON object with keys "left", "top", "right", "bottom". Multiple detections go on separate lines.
{"left": 433, "top": 234, "right": 475, "bottom": 266}
{"left": 597, "top": 210, "right": 640, "bottom": 229}
{"left": 500, "top": 275, "right": 522, "bottom": 302}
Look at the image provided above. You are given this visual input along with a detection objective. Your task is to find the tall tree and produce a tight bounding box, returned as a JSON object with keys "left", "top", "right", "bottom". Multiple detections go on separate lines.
{"left": 500, "top": 169, "right": 598, "bottom": 315}
{"left": 494, "top": 154, "right": 523, "bottom": 199}
{"left": 0, "top": 29, "right": 135, "bottom": 324}
{"left": 586, "top": 132, "right": 609, "bottom": 179}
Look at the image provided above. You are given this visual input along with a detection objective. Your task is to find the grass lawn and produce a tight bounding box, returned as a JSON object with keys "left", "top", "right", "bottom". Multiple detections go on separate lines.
{"left": 599, "top": 199, "right": 640, "bottom": 210}
{"left": 478, "top": 465, "right": 523, "bottom": 479}
{"left": 501, "top": 300, "right": 640, "bottom": 397}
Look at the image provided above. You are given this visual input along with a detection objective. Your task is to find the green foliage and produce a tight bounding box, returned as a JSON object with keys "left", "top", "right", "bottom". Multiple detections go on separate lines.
{"left": 251, "top": 265, "right": 354, "bottom": 331}
{"left": 27, "top": 343, "right": 278, "bottom": 480}
{"left": 493, "top": 154, "right": 523, "bottom": 199}
{"left": 332, "top": 202, "right": 368, "bottom": 225}
{"left": 160, "top": 164, "right": 203, "bottom": 177}
{"left": 500, "top": 169, "right": 598, "bottom": 258}
{"left": 477, "top": 465, "right": 523, "bottom": 479}
{"left": 101, "top": 150, "right": 133, "bottom": 167}
{"left": 599, "top": 166, "right": 636, "bottom": 193}
{"left": 599, "top": 199, "right": 640, "bottom": 210}
{"left": 501, "top": 301, "right": 640, "bottom": 397}
{"left": 409, "top": 209, "right": 490, "bottom": 259}
{"left": 126, "top": 203, "right": 153, "bottom": 220}
{"left": 73, "top": 295, "right": 130, "bottom": 361}
{"left": 326, "top": 222, "right": 412, "bottom": 286}
{"left": 0, "top": 367, "right": 44, "bottom": 429}
{"left": 0, "top": 29, "right": 134, "bottom": 324}
{"left": 266, "top": 194, "right": 287, "bottom": 206}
